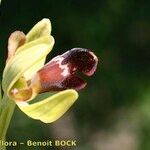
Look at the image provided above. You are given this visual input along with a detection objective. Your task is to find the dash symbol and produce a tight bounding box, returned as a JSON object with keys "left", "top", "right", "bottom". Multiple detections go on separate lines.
{"left": 20, "top": 142, "right": 25, "bottom": 145}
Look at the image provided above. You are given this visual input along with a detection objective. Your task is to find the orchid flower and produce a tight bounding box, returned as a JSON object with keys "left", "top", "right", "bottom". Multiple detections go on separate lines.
{"left": 0, "top": 18, "right": 98, "bottom": 147}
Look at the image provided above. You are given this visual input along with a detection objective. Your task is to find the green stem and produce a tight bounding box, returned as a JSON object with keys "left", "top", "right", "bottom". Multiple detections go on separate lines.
{"left": 0, "top": 94, "right": 16, "bottom": 150}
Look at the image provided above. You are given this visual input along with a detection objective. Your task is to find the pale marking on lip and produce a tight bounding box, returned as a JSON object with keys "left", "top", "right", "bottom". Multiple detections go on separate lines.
{"left": 89, "top": 51, "right": 98, "bottom": 61}
{"left": 51, "top": 56, "right": 70, "bottom": 77}
{"left": 11, "top": 88, "right": 19, "bottom": 94}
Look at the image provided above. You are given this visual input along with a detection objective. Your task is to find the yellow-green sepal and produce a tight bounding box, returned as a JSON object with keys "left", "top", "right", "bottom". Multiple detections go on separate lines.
{"left": 26, "top": 18, "right": 51, "bottom": 43}
{"left": 17, "top": 90, "right": 78, "bottom": 123}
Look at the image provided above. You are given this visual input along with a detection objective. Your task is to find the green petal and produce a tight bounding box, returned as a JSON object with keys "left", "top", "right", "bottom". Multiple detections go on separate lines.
{"left": 14, "top": 36, "right": 53, "bottom": 80}
{"left": 17, "top": 90, "right": 78, "bottom": 123}
{"left": 2, "top": 36, "right": 54, "bottom": 96}
{"left": 26, "top": 18, "right": 51, "bottom": 43}
{"left": 23, "top": 58, "right": 45, "bottom": 80}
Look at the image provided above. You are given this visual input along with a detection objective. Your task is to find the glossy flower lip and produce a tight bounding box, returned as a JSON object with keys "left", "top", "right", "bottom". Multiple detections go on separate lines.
{"left": 30, "top": 48, "right": 98, "bottom": 93}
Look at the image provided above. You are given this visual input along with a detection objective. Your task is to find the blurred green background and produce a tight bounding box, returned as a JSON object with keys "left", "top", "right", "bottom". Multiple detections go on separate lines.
{"left": 0, "top": 0, "right": 150, "bottom": 150}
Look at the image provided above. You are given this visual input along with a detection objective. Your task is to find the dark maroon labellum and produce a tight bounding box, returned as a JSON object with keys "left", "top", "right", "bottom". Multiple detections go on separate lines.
{"left": 31, "top": 48, "right": 98, "bottom": 93}
{"left": 61, "top": 48, "right": 98, "bottom": 76}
